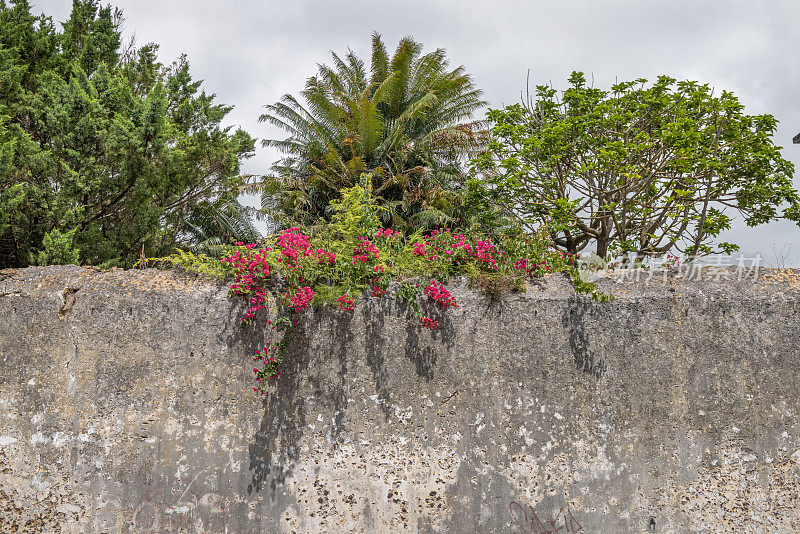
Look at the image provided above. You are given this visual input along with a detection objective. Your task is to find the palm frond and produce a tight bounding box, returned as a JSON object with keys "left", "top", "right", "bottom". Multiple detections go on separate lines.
{"left": 257, "top": 34, "right": 485, "bottom": 231}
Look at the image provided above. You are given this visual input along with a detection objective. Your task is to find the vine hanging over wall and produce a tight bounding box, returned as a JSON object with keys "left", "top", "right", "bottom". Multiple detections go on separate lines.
{"left": 211, "top": 182, "right": 607, "bottom": 395}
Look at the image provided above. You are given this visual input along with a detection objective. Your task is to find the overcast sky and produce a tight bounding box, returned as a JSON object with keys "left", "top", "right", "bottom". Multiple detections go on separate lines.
{"left": 35, "top": 0, "right": 800, "bottom": 265}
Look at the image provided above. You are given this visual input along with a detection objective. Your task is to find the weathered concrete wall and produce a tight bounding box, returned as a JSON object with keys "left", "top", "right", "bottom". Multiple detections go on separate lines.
{"left": 1, "top": 265, "right": 800, "bottom": 533}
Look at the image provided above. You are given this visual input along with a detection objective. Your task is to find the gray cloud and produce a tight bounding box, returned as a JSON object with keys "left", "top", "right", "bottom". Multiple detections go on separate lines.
{"left": 35, "top": 0, "right": 800, "bottom": 264}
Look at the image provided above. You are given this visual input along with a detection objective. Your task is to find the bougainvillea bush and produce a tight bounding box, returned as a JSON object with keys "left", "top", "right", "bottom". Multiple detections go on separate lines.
{"left": 163, "top": 183, "right": 604, "bottom": 395}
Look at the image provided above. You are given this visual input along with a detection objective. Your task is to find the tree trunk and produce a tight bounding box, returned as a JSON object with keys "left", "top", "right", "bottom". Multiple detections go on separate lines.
{"left": 596, "top": 238, "right": 609, "bottom": 259}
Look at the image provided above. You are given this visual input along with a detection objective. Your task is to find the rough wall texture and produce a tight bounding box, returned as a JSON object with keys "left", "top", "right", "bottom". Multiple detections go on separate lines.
{"left": 1, "top": 265, "right": 800, "bottom": 533}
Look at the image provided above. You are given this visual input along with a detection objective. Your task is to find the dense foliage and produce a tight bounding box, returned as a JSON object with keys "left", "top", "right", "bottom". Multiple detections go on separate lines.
{"left": 471, "top": 72, "right": 800, "bottom": 258}
{"left": 0, "top": 0, "right": 256, "bottom": 267}
{"left": 155, "top": 180, "right": 602, "bottom": 394}
{"left": 255, "top": 32, "right": 490, "bottom": 233}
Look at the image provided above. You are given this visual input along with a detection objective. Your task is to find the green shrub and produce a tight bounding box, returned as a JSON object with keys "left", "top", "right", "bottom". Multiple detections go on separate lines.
{"left": 37, "top": 229, "right": 80, "bottom": 266}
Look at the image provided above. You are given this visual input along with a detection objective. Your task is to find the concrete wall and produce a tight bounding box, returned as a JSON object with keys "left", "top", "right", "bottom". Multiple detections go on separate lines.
{"left": 1, "top": 265, "right": 799, "bottom": 533}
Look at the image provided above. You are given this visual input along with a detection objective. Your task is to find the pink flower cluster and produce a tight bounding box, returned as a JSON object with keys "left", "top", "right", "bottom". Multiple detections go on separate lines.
{"left": 351, "top": 237, "right": 380, "bottom": 264}
{"left": 411, "top": 230, "right": 506, "bottom": 269}
{"left": 369, "top": 265, "right": 387, "bottom": 297}
{"left": 276, "top": 227, "right": 312, "bottom": 269}
{"left": 514, "top": 257, "right": 554, "bottom": 274}
{"left": 224, "top": 246, "right": 275, "bottom": 323}
{"left": 224, "top": 246, "right": 272, "bottom": 293}
{"left": 424, "top": 280, "right": 458, "bottom": 309}
{"left": 470, "top": 239, "right": 499, "bottom": 268}
{"left": 412, "top": 242, "right": 429, "bottom": 257}
{"left": 225, "top": 228, "right": 332, "bottom": 322}
{"left": 276, "top": 228, "right": 337, "bottom": 267}
{"left": 376, "top": 228, "right": 401, "bottom": 238}
{"left": 420, "top": 316, "right": 440, "bottom": 330}
{"left": 309, "top": 248, "right": 336, "bottom": 264}
{"left": 286, "top": 286, "right": 314, "bottom": 312}
{"left": 371, "top": 285, "right": 386, "bottom": 297}
{"left": 558, "top": 250, "right": 576, "bottom": 264}
{"left": 337, "top": 294, "right": 355, "bottom": 311}
{"left": 240, "top": 288, "right": 270, "bottom": 323}
{"left": 226, "top": 223, "right": 575, "bottom": 395}
{"left": 277, "top": 227, "right": 310, "bottom": 253}
{"left": 253, "top": 343, "right": 279, "bottom": 365}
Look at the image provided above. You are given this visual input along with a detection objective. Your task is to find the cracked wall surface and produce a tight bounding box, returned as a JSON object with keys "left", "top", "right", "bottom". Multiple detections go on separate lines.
{"left": 1, "top": 265, "right": 799, "bottom": 533}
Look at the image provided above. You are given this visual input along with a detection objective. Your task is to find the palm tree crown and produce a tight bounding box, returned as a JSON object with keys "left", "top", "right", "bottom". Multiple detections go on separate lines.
{"left": 256, "top": 32, "right": 487, "bottom": 230}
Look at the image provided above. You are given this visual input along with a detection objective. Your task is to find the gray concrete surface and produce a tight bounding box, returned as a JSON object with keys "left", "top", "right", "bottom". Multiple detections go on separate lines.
{"left": 1, "top": 265, "right": 799, "bottom": 533}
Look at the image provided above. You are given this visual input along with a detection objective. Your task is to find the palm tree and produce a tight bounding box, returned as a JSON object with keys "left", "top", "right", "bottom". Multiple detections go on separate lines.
{"left": 254, "top": 32, "right": 487, "bottom": 231}
{"left": 179, "top": 199, "right": 261, "bottom": 256}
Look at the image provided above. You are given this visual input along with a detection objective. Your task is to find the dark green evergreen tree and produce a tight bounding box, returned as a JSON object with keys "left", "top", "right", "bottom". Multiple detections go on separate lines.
{"left": 0, "top": 0, "right": 256, "bottom": 267}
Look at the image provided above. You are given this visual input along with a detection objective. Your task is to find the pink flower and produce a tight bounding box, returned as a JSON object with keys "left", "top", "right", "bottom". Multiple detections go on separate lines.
{"left": 337, "top": 294, "right": 355, "bottom": 311}
{"left": 424, "top": 280, "right": 458, "bottom": 309}
{"left": 351, "top": 237, "right": 380, "bottom": 264}
{"left": 420, "top": 316, "right": 440, "bottom": 330}
{"left": 289, "top": 287, "right": 314, "bottom": 311}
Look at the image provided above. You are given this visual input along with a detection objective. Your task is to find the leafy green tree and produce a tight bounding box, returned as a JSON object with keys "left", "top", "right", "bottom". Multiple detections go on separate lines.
{"left": 471, "top": 72, "right": 800, "bottom": 258}
{"left": 37, "top": 228, "right": 79, "bottom": 265}
{"left": 0, "top": 0, "right": 256, "bottom": 267}
{"left": 256, "top": 32, "right": 487, "bottom": 232}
